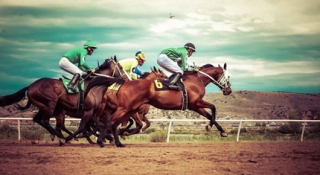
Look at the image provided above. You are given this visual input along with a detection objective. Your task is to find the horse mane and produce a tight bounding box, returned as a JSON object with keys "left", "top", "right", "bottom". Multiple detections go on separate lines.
{"left": 140, "top": 72, "right": 150, "bottom": 79}
{"left": 84, "top": 76, "right": 125, "bottom": 97}
{"left": 200, "top": 64, "right": 214, "bottom": 69}
{"left": 184, "top": 64, "right": 214, "bottom": 75}
{"left": 97, "top": 58, "right": 112, "bottom": 71}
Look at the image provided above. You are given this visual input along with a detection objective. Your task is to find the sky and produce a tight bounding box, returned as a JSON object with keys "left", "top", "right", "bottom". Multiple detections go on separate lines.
{"left": 0, "top": 0, "right": 320, "bottom": 96}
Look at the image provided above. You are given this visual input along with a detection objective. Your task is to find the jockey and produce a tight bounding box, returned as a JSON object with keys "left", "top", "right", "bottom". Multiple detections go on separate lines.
{"left": 119, "top": 50, "right": 146, "bottom": 80}
{"left": 157, "top": 43, "right": 198, "bottom": 90}
{"left": 59, "top": 40, "right": 97, "bottom": 91}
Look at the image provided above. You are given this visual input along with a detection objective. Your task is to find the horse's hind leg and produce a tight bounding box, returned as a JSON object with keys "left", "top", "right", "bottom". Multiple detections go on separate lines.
{"left": 193, "top": 103, "right": 227, "bottom": 137}
{"left": 33, "top": 110, "right": 66, "bottom": 141}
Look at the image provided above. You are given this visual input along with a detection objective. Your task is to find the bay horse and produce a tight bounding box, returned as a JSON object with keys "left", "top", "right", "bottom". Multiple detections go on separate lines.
{"left": 65, "top": 67, "right": 168, "bottom": 147}
{"left": 86, "top": 63, "right": 232, "bottom": 147}
{"left": 0, "top": 56, "right": 126, "bottom": 144}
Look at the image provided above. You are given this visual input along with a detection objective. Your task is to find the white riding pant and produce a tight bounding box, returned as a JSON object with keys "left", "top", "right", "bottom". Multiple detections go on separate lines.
{"left": 59, "top": 57, "right": 85, "bottom": 76}
{"left": 157, "top": 54, "right": 183, "bottom": 75}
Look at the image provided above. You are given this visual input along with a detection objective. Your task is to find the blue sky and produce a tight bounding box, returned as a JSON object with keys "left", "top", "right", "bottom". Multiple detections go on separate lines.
{"left": 0, "top": 0, "right": 319, "bottom": 95}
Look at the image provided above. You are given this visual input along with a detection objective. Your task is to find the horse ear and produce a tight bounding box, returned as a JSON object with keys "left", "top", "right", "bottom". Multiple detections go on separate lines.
{"left": 224, "top": 63, "right": 227, "bottom": 70}
{"left": 97, "top": 60, "right": 100, "bottom": 67}
{"left": 218, "top": 64, "right": 221, "bottom": 67}
{"left": 114, "top": 55, "right": 117, "bottom": 62}
{"left": 150, "top": 67, "right": 154, "bottom": 72}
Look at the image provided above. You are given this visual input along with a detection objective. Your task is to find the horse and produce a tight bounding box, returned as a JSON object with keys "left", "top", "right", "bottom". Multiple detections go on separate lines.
{"left": 0, "top": 56, "right": 126, "bottom": 145}
{"left": 86, "top": 63, "right": 232, "bottom": 147}
{"left": 64, "top": 67, "right": 168, "bottom": 147}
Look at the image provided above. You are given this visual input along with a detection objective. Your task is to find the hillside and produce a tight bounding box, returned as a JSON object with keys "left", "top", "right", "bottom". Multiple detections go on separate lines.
{"left": 1, "top": 90, "right": 320, "bottom": 120}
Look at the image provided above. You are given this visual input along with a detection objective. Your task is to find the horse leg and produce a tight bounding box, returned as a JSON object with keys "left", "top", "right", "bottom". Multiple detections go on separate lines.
{"left": 65, "top": 110, "right": 94, "bottom": 143}
{"left": 97, "top": 110, "right": 114, "bottom": 146}
{"left": 33, "top": 109, "right": 66, "bottom": 142}
{"left": 119, "top": 118, "right": 134, "bottom": 139}
{"left": 121, "top": 113, "right": 143, "bottom": 137}
{"left": 140, "top": 104, "right": 150, "bottom": 132}
{"left": 193, "top": 100, "right": 227, "bottom": 137}
{"left": 110, "top": 109, "right": 132, "bottom": 147}
{"left": 52, "top": 109, "right": 77, "bottom": 144}
{"left": 141, "top": 114, "right": 150, "bottom": 132}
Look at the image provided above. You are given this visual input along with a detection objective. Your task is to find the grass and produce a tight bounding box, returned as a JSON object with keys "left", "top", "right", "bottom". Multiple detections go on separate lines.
{"left": 1, "top": 124, "right": 320, "bottom": 143}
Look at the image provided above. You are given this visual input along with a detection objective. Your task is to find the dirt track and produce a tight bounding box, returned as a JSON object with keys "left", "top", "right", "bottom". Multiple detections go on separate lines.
{"left": 0, "top": 141, "right": 319, "bottom": 175}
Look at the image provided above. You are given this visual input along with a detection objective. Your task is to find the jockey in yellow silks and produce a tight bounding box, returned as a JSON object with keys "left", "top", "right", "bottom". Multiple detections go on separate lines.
{"left": 119, "top": 51, "right": 146, "bottom": 80}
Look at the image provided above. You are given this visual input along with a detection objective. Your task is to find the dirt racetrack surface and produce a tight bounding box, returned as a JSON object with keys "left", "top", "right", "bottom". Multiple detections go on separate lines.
{"left": 0, "top": 141, "right": 319, "bottom": 175}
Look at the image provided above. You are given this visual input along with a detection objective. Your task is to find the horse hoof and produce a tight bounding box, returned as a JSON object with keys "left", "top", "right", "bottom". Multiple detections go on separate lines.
{"left": 50, "top": 134, "right": 55, "bottom": 141}
{"left": 116, "top": 144, "right": 126, "bottom": 147}
{"left": 65, "top": 137, "right": 71, "bottom": 143}
{"left": 205, "top": 125, "right": 211, "bottom": 132}
{"left": 220, "top": 132, "right": 228, "bottom": 137}
{"left": 98, "top": 143, "right": 105, "bottom": 148}
{"left": 59, "top": 138, "right": 65, "bottom": 146}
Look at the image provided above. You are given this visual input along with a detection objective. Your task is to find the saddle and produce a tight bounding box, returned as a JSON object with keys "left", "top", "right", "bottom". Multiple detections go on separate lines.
{"left": 60, "top": 76, "right": 85, "bottom": 113}
{"left": 153, "top": 79, "right": 188, "bottom": 110}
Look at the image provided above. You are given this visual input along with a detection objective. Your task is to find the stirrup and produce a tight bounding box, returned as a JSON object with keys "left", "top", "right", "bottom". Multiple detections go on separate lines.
{"left": 68, "top": 85, "right": 77, "bottom": 92}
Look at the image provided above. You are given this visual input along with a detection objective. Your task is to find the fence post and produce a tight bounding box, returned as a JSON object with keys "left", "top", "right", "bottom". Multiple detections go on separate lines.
{"left": 236, "top": 121, "right": 242, "bottom": 142}
{"left": 18, "top": 119, "right": 21, "bottom": 141}
{"left": 300, "top": 122, "right": 307, "bottom": 142}
{"left": 166, "top": 120, "right": 173, "bottom": 143}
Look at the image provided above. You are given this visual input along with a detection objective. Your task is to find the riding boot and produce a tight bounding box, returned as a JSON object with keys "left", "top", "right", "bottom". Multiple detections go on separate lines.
{"left": 168, "top": 73, "right": 182, "bottom": 90}
{"left": 68, "top": 73, "right": 80, "bottom": 92}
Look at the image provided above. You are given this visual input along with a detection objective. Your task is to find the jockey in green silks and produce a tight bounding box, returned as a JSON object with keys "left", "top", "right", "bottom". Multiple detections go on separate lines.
{"left": 58, "top": 40, "right": 97, "bottom": 91}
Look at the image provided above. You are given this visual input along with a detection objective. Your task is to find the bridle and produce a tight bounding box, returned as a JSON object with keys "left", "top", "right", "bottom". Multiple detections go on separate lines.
{"left": 198, "top": 67, "right": 230, "bottom": 92}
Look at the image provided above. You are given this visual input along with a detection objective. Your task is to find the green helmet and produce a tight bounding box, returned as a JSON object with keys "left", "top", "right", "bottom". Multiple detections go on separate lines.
{"left": 84, "top": 40, "right": 97, "bottom": 49}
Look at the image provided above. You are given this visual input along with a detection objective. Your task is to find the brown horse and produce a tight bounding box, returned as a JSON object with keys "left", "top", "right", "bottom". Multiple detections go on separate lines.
{"left": 0, "top": 56, "right": 126, "bottom": 144}
{"left": 65, "top": 67, "right": 168, "bottom": 147}
{"left": 86, "top": 63, "right": 232, "bottom": 147}
{"left": 111, "top": 67, "right": 167, "bottom": 138}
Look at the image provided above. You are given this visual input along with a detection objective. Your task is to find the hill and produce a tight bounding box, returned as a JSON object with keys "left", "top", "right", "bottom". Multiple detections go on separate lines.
{"left": 1, "top": 90, "right": 320, "bottom": 120}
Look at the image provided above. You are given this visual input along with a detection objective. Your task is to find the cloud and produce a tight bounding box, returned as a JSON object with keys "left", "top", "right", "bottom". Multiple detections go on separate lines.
{"left": 0, "top": 0, "right": 319, "bottom": 95}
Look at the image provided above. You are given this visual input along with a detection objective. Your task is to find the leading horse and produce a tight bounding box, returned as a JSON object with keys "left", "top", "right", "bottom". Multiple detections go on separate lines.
{"left": 86, "top": 63, "right": 232, "bottom": 147}
{"left": 0, "top": 56, "right": 126, "bottom": 144}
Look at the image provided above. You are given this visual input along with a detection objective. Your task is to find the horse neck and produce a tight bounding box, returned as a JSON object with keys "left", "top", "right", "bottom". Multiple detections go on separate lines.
{"left": 98, "top": 69, "right": 113, "bottom": 76}
{"left": 185, "top": 68, "right": 220, "bottom": 87}
{"left": 198, "top": 67, "right": 222, "bottom": 86}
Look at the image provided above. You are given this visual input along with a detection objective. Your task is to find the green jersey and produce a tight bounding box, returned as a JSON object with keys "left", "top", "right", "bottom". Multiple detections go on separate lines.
{"left": 160, "top": 47, "right": 190, "bottom": 71}
{"left": 63, "top": 48, "right": 92, "bottom": 72}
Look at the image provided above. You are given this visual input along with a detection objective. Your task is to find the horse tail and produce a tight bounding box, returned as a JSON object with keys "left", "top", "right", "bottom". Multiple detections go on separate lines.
{"left": 15, "top": 98, "right": 32, "bottom": 110}
{"left": 84, "top": 77, "right": 125, "bottom": 97}
{"left": 0, "top": 86, "right": 29, "bottom": 106}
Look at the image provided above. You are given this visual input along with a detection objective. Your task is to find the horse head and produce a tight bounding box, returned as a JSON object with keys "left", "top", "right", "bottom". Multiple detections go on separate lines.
{"left": 95, "top": 55, "right": 128, "bottom": 80}
{"left": 199, "top": 63, "right": 232, "bottom": 95}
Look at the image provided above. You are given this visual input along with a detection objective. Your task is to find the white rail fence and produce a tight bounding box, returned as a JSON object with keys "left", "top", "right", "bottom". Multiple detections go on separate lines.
{"left": 0, "top": 118, "right": 319, "bottom": 142}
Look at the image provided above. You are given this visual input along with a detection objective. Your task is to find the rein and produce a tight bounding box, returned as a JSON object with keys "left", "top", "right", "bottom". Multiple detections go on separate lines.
{"left": 198, "top": 69, "right": 229, "bottom": 90}
{"left": 110, "top": 59, "right": 130, "bottom": 80}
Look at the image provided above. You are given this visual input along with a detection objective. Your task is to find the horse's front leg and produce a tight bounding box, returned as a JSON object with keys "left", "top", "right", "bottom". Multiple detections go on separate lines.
{"left": 192, "top": 100, "right": 227, "bottom": 137}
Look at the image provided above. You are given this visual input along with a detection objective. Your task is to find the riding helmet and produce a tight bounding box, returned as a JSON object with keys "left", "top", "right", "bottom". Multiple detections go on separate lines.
{"left": 84, "top": 40, "right": 97, "bottom": 49}
{"left": 184, "top": 43, "right": 196, "bottom": 52}
{"left": 135, "top": 50, "right": 146, "bottom": 61}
